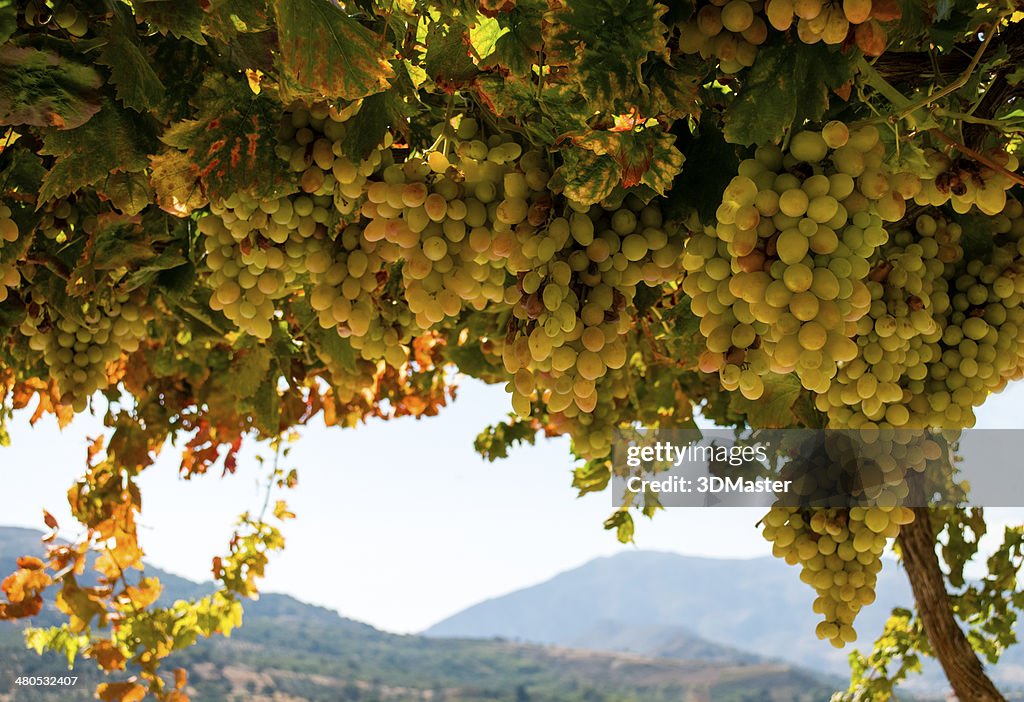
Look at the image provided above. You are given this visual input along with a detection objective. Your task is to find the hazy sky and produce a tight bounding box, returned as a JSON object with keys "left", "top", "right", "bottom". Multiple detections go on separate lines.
{"left": 2, "top": 376, "right": 1023, "bottom": 633}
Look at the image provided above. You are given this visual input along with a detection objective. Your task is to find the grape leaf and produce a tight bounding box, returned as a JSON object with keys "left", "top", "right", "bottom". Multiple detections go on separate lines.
{"left": 134, "top": 0, "right": 207, "bottom": 44}
{"left": 0, "top": 47, "right": 103, "bottom": 130}
{"left": 202, "top": 0, "right": 272, "bottom": 42}
{"left": 549, "top": 148, "right": 620, "bottom": 205}
{"left": 483, "top": 0, "right": 544, "bottom": 75}
{"left": 98, "top": 21, "right": 167, "bottom": 112}
{"left": 643, "top": 58, "right": 704, "bottom": 120}
{"left": 473, "top": 73, "right": 590, "bottom": 145}
{"left": 469, "top": 16, "right": 508, "bottom": 61}
{"left": 149, "top": 150, "right": 209, "bottom": 216}
{"left": 0, "top": 1, "right": 16, "bottom": 46}
{"left": 340, "top": 90, "right": 405, "bottom": 161}
{"left": 729, "top": 373, "right": 803, "bottom": 428}
{"left": 230, "top": 346, "right": 273, "bottom": 400}
{"left": 96, "top": 172, "right": 153, "bottom": 215}
{"left": 161, "top": 79, "right": 291, "bottom": 202}
{"left": 559, "top": 128, "right": 685, "bottom": 198}
{"left": 543, "top": 0, "right": 669, "bottom": 112}
{"left": 0, "top": 146, "right": 46, "bottom": 193}
{"left": 273, "top": 0, "right": 394, "bottom": 100}
{"left": 38, "top": 104, "right": 155, "bottom": 203}
{"left": 723, "top": 41, "right": 854, "bottom": 146}
{"left": 424, "top": 20, "right": 479, "bottom": 88}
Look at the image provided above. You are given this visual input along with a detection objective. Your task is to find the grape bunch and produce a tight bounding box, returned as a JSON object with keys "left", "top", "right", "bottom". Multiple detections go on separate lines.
{"left": 678, "top": 0, "right": 768, "bottom": 73}
{"left": 18, "top": 293, "right": 150, "bottom": 412}
{"left": 496, "top": 195, "right": 684, "bottom": 458}
{"left": 914, "top": 149, "right": 1021, "bottom": 216}
{"left": 682, "top": 123, "right": 920, "bottom": 400}
{"left": 762, "top": 502, "right": 913, "bottom": 648}
{"left": 24, "top": 1, "right": 89, "bottom": 37}
{"left": 358, "top": 117, "right": 546, "bottom": 330}
{"left": 761, "top": 198, "right": 1024, "bottom": 645}
{"left": 306, "top": 222, "right": 417, "bottom": 370}
{"left": 201, "top": 104, "right": 392, "bottom": 339}
{"left": 817, "top": 214, "right": 957, "bottom": 428}
{"left": 764, "top": 0, "right": 895, "bottom": 54}
{"left": 0, "top": 203, "right": 21, "bottom": 303}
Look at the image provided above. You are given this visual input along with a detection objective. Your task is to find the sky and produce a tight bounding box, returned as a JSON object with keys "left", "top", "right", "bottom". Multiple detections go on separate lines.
{"left": 2, "top": 375, "right": 1024, "bottom": 634}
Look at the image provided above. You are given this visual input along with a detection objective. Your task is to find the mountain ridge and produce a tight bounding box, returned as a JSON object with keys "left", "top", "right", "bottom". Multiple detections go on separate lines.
{"left": 0, "top": 526, "right": 841, "bottom": 702}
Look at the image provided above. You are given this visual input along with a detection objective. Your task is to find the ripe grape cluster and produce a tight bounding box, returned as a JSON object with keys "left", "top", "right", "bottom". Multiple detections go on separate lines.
{"left": 682, "top": 123, "right": 919, "bottom": 400}
{"left": 762, "top": 502, "right": 913, "bottom": 647}
{"left": 495, "top": 196, "right": 684, "bottom": 458}
{"left": 18, "top": 293, "right": 149, "bottom": 412}
{"left": 679, "top": 0, "right": 768, "bottom": 73}
{"left": 200, "top": 105, "right": 391, "bottom": 339}
{"left": 682, "top": 119, "right": 1024, "bottom": 645}
{"left": 680, "top": 0, "right": 896, "bottom": 71}
{"left": 0, "top": 203, "right": 21, "bottom": 303}
{"left": 914, "top": 149, "right": 1021, "bottom": 215}
{"left": 24, "top": 1, "right": 89, "bottom": 37}
{"left": 764, "top": 0, "right": 893, "bottom": 54}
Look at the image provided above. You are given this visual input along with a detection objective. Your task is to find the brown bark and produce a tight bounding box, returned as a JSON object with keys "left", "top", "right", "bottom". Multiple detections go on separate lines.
{"left": 899, "top": 508, "right": 1006, "bottom": 702}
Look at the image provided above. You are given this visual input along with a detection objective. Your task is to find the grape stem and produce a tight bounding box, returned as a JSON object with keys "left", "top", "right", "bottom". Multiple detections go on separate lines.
{"left": 894, "top": 16, "right": 1006, "bottom": 122}
{"left": 926, "top": 128, "right": 1024, "bottom": 187}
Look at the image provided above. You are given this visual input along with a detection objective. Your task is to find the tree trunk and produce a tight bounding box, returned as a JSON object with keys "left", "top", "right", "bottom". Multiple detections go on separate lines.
{"left": 899, "top": 507, "right": 1006, "bottom": 702}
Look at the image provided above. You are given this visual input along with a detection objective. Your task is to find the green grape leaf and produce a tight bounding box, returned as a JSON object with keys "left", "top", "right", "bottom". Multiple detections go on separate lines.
{"left": 643, "top": 58, "right": 703, "bottom": 120}
{"left": 98, "top": 21, "right": 167, "bottom": 112}
{"left": 573, "top": 459, "right": 611, "bottom": 495}
{"left": 231, "top": 346, "right": 274, "bottom": 400}
{"left": 273, "top": 0, "right": 394, "bottom": 100}
{"left": 0, "top": 1, "right": 16, "bottom": 45}
{"left": 473, "top": 73, "right": 590, "bottom": 144}
{"left": 251, "top": 371, "right": 282, "bottom": 435}
{"left": 474, "top": 418, "right": 539, "bottom": 462}
{"left": 729, "top": 373, "right": 803, "bottom": 428}
{"left": 202, "top": 0, "right": 272, "bottom": 42}
{"left": 484, "top": 0, "right": 544, "bottom": 75}
{"left": 161, "top": 78, "right": 291, "bottom": 202}
{"left": 0, "top": 47, "right": 103, "bottom": 130}
{"left": 96, "top": 172, "right": 153, "bottom": 215}
{"left": 0, "top": 145, "right": 46, "bottom": 194}
{"left": 469, "top": 16, "right": 508, "bottom": 61}
{"left": 723, "top": 42, "right": 854, "bottom": 146}
{"left": 38, "top": 103, "right": 155, "bottom": 203}
{"left": 603, "top": 508, "right": 635, "bottom": 543}
{"left": 339, "top": 89, "right": 404, "bottom": 161}
{"left": 134, "top": 0, "right": 207, "bottom": 44}
{"left": 565, "top": 128, "right": 685, "bottom": 195}
{"left": 424, "top": 21, "right": 479, "bottom": 88}
{"left": 543, "top": 0, "right": 669, "bottom": 112}
{"left": 549, "top": 148, "right": 620, "bottom": 205}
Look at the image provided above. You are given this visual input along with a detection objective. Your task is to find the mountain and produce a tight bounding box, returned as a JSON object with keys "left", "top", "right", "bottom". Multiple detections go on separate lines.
{"left": 0, "top": 528, "right": 838, "bottom": 702}
{"left": 425, "top": 550, "right": 910, "bottom": 671}
{"left": 425, "top": 550, "right": 1024, "bottom": 698}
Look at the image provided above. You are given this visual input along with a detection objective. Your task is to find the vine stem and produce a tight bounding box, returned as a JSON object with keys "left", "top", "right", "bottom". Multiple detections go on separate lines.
{"left": 926, "top": 128, "right": 1024, "bottom": 187}
{"left": 899, "top": 508, "right": 1007, "bottom": 702}
{"left": 895, "top": 17, "right": 1005, "bottom": 121}
{"left": 933, "top": 108, "right": 1024, "bottom": 133}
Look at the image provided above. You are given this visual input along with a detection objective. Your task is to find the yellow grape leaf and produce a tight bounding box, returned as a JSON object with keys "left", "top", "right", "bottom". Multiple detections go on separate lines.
{"left": 97, "top": 681, "right": 147, "bottom": 702}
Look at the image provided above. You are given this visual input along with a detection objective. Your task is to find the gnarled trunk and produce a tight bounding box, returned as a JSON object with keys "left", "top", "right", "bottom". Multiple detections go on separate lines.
{"left": 899, "top": 508, "right": 1006, "bottom": 702}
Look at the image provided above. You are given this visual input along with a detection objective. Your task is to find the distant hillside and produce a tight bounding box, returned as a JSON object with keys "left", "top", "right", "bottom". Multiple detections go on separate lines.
{"left": 425, "top": 549, "right": 1023, "bottom": 698}
{"left": 0, "top": 527, "right": 838, "bottom": 702}
{"left": 425, "top": 550, "right": 909, "bottom": 671}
